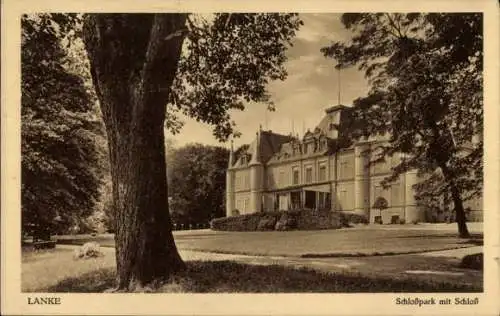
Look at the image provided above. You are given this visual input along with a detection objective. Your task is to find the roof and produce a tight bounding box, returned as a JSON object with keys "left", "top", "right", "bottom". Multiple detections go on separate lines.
{"left": 231, "top": 130, "right": 294, "bottom": 167}
{"left": 231, "top": 105, "right": 355, "bottom": 168}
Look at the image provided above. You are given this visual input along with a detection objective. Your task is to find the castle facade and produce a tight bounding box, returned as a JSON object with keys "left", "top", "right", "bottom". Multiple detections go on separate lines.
{"left": 225, "top": 105, "right": 481, "bottom": 224}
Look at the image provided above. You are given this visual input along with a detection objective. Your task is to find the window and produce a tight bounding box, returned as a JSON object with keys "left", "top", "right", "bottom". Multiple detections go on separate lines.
{"left": 279, "top": 171, "right": 286, "bottom": 187}
{"left": 292, "top": 168, "right": 300, "bottom": 185}
{"left": 319, "top": 164, "right": 327, "bottom": 182}
{"left": 318, "top": 192, "right": 331, "bottom": 210}
{"left": 242, "top": 174, "right": 249, "bottom": 190}
{"left": 305, "top": 167, "right": 313, "bottom": 183}
{"left": 267, "top": 174, "right": 274, "bottom": 187}
{"left": 339, "top": 161, "right": 348, "bottom": 179}
{"left": 243, "top": 198, "right": 249, "bottom": 212}
{"left": 235, "top": 176, "right": 241, "bottom": 191}
{"left": 373, "top": 161, "right": 384, "bottom": 174}
{"left": 373, "top": 186, "right": 383, "bottom": 200}
{"left": 236, "top": 199, "right": 244, "bottom": 212}
{"left": 391, "top": 215, "right": 400, "bottom": 224}
{"left": 339, "top": 190, "right": 348, "bottom": 209}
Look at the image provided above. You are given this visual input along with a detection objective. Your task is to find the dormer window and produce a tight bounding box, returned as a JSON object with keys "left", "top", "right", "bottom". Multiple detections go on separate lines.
{"left": 319, "top": 138, "right": 327, "bottom": 151}
{"left": 241, "top": 154, "right": 247, "bottom": 165}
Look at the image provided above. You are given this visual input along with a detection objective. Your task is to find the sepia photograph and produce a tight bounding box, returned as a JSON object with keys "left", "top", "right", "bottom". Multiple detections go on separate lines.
{"left": 2, "top": 1, "right": 499, "bottom": 315}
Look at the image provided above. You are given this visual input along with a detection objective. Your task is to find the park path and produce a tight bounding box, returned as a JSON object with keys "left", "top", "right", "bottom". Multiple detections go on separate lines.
{"left": 57, "top": 243, "right": 482, "bottom": 283}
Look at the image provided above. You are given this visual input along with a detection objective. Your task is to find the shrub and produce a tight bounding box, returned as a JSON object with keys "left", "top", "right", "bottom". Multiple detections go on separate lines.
{"left": 372, "top": 197, "right": 388, "bottom": 211}
{"left": 295, "top": 209, "right": 339, "bottom": 230}
{"left": 339, "top": 212, "right": 369, "bottom": 225}
{"left": 211, "top": 213, "right": 263, "bottom": 231}
{"left": 257, "top": 215, "right": 278, "bottom": 231}
{"left": 399, "top": 218, "right": 406, "bottom": 225}
{"left": 211, "top": 210, "right": 348, "bottom": 232}
{"left": 73, "top": 242, "right": 103, "bottom": 260}
{"left": 411, "top": 219, "right": 420, "bottom": 225}
{"left": 275, "top": 212, "right": 298, "bottom": 231}
{"left": 231, "top": 209, "right": 240, "bottom": 216}
{"left": 460, "top": 253, "right": 483, "bottom": 270}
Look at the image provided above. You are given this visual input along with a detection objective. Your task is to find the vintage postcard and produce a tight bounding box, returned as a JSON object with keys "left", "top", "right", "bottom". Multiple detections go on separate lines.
{"left": 2, "top": 0, "right": 499, "bottom": 315}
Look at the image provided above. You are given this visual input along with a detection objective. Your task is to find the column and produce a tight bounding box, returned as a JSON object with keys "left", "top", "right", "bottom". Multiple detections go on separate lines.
{"left": 354, "top": 143, "right": 371, "bottom": 218}
{"left": 249, "top": 131, "right": 263, "bottom": 213}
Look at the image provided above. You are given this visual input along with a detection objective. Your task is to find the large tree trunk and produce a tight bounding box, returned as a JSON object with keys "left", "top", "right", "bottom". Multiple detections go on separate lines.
{"left": 439, "top": 163, "right": 470, "bottom": 238}
{"left": 83, "top": 14, "right": 188, "bottom": 291}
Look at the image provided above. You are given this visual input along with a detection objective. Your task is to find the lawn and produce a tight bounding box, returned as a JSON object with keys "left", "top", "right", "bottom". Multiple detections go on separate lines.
{"left": 55, "top": 226, "right": 483, "bottom": 257}
{"left": 22, "top": 247, "right": 116, "bottom": 292}
{"left": 23, "top": 249, "right": 481, "bottom": 293}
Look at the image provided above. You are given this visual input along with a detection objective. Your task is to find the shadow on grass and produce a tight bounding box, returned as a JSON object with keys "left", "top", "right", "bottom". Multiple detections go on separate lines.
{"left": 44, "top": 261, "right": 481, "bottom": 293}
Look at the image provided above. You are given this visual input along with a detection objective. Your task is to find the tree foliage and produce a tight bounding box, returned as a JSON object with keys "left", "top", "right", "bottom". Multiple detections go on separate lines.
{"left": 322, "top": 13, "right": 482, "bottom": 237}
{"left": 21, "top": 14, "right": 106, "bottom": 238}
{"left": 167, "top": 13, "right": 303, "bottom": 140}
{"left": 167, "top": 143, "right": 229, "bottom": 225}
{"left": 372, "top": 196, "right": 388, "bottom": 211}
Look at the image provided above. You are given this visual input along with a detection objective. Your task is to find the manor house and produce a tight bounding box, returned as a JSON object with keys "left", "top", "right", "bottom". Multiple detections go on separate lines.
{"left": 225, "top": 104, "right": 481, "bottom": 224}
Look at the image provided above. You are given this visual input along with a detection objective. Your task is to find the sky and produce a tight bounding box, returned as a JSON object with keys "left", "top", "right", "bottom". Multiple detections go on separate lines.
{"left": 167, "top": 13, "right": 370, "bottom": 149}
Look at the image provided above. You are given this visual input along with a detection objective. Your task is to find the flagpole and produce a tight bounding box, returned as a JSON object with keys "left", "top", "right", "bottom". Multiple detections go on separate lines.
{"left": 337, "top": 68, "right": 341, "bottom": 105}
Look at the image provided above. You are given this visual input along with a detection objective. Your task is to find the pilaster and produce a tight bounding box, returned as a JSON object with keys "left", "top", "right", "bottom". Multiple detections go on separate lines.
{"left": 354, "top": 142, "right": 371, "bottom": 218}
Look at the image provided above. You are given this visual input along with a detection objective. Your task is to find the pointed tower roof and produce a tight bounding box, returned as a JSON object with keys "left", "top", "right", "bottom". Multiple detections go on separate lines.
{"left": 249, "top": 130, "right": 261, "bottom": 165}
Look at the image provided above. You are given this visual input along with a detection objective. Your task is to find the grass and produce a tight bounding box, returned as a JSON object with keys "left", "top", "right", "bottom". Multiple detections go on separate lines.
{"left": 42, "top": 261, "right": 481, "bottom": 293}
{"left": 23, "top": 245, "right": 482, "bottom": 293}
{"left": 56, "top": 227, "right": 483, "bottom": 257}
{"left": 22, "top": 247, "right": 115, "bottom": 292}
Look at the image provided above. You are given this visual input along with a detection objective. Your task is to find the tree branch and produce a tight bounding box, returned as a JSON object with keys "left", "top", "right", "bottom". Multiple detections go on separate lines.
{"left": 385, "top": 13, "right": 404, "bottom": 39}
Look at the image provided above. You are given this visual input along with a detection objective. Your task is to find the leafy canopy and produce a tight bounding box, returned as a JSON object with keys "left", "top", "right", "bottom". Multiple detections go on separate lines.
{"left": 21, "top": 14, "right": 106, "bottom": 235}
{"left": 321, "top": 13, "right": 483, "bottom": 203}
{"left": 167, "top": 13, "right": 303, "bottom": 140}
{"left": 167, "top": 143, "right": 229, "bottom": 224}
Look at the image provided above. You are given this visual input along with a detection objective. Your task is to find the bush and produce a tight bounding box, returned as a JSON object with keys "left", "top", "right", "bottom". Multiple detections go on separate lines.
{"left": 257, "top": 215, "right": 278, "bottom": 231}
{"left": 460, "top": 253, "right": 483, "bottom": 270}
{"left": 338, "top": 212, "right": 369, "bottom": 225}
{"left": 211, "top": 210, "right": 348, "bottom": 232}
{"left": 399, "top": 218, "right": 406, "bottom": 225}
{"left": 211, "top": 213, "right": 265, "bottom": 231}
{"left": 231, "top": 209, "right": 240, "bottom": 216}
{"left": 73, "top": 242, "right": 104, "bottom": 259}
{"left": 295, "top": 209, "right": 340, "bottom": 230}
{"left": 275, "top": 212, "right": 298, "bottom": 231}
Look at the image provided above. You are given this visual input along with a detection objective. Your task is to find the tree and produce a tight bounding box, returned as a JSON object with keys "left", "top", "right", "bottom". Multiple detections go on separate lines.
{"left": 322, "top": 13, "right": 482, "bottom": 238}
{"left": 372, "top": 196, "right": 388, "bottom": 224}
{"left": 82, "top": 13, "right": 302, "bottom": 290}
{"left": 21, "top": 14, "right": 105, "bottom": 239}
{"left": 167, "top": 144, "right": 229, "bottom": 225}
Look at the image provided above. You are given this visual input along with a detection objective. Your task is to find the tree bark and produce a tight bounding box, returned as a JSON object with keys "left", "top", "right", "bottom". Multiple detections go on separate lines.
{"left": 83, "top": 14, "right": 188, "bottom": 290}
{"left": 439, "top": 162, "right": 470, "bottom": 238}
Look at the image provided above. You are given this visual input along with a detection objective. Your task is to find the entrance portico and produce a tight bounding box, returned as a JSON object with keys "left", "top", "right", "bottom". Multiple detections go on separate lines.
{"left": 272, "top": 183, "right": 332, "bottom": 211}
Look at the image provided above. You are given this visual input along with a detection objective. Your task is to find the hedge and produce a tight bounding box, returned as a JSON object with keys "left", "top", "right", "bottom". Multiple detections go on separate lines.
{"left": 210, "top": 210, "right": 368, "bottom": 232}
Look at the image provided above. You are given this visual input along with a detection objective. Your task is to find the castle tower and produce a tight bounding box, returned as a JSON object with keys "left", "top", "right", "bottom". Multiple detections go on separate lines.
{"left": 225, "top": 140, "right": 235, "bottom": 217}
{"left": 354, "top": 141, "right": 371, "bottom": 218}
{"left": 249, "top": 129, "right": 264, "bottom": 213}
{"left": 404, "top": 169, "right": 421, "bottom": 223}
